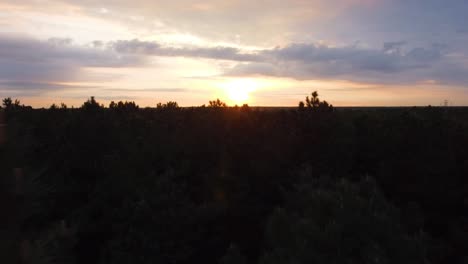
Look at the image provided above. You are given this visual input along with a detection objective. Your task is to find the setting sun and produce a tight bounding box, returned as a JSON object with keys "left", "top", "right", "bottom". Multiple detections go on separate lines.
{"left": 221, "top": 79, "right": 258, "bottom": 105}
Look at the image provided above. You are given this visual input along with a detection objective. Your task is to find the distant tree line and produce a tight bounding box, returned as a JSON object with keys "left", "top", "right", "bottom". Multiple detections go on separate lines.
{"left": 1, "top": 91, "right": 467, "bottom": 264}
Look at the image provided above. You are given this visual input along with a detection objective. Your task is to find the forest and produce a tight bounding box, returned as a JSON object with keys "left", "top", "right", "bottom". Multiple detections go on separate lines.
{"left": 1, "top": 93, "right": 468, "bottom": 264}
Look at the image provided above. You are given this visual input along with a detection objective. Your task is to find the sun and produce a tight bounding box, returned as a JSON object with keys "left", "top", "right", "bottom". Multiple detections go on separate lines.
{"left": 222, "top": 78, "right": 258, "bottom": 105}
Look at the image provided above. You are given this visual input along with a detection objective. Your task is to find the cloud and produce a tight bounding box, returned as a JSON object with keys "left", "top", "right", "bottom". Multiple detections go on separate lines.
{"left": 109, "top": 39, "right": 260, "bottom": 61}
{"left": 105, "top": 38, "right": 464, "bottom": 86}
{"left": 227, "top": 62, "right": 279, "bottom": 77}
{"left": 227, "top": 42, "right": 468, "bottom": 85}
{"left": 0, "top": 34, "right": 144, "bottom": 95}
{"left": 383, "top": 41, "right": 406, "bottom": 54}
{"left": 0, "top": 34, "right": 262, "bottom": 96}
{"left": 49, "top": 0, "right": 332, "bottom": 45}
{"left": 0, "top": 80, "right": 100, "bottom": 97}
{"left": 3, "top": 0, "right": 371, "bottom": 47}
{"left": 0, "top": 34, "right": 144, "bottom": 71}
{"left": 103, "top": 88, "right": 187, "bottom": 93}
{"left": 265, "top": 43, "right": 443, "bottom": 72}
{"left": 2, "top": 32, "right": 468, "bottom": 98}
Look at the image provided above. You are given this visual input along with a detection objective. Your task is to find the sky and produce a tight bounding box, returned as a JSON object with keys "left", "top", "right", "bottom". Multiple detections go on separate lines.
{"left": 1, "top": 0, "right": 468, "bottom": 107}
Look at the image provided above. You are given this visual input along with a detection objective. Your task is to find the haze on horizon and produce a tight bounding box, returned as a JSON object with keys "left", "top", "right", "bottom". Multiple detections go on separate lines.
{"left": 1, "top": 0, "right": 468, "bottom": 107}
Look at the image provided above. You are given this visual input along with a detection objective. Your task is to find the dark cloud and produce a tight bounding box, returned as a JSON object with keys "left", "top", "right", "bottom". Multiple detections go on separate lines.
{"left": 383, "top": 41, "right": 406, "bottom": 54}
{"left": 103, "top": 88, "right": 188, "bottom": 93}
{"left": 0, "top": 35, "right": 142, "bottom": 69}
{"left": 108, "top": 39, "right": 457, "bottom": 82}
{"left": 227, "top": 42, "right": 468, "bottom": 85}
{"left": 2, "top": 33, "right": 468, "bottom": 97}
{"left": 0, "top": 34, "right": 144, "bottom": 95}
{"left": 0, "top": 81, "right": 74, "bottom": 90}
{"left": 111, "top": 39, "right": 161, "bottom": 54}
{"left": 264, "top": 43, "right": 443, "bottom": 72}
{"left": 0, "top": 35, "right": 262, "bottom": 97}
{"left": 0, "top": 80, "right": 99, "bottom": 97}
{"left": 48, "top": 37, "right": 73, "bottom": 46}
{"left": 109, "top": 39, "right": 260, "bottom": 61}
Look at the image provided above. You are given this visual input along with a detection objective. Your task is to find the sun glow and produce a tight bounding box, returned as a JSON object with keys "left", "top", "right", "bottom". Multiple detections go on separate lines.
{"left": 221, "top": 78, "right": 258, "bottom": 105}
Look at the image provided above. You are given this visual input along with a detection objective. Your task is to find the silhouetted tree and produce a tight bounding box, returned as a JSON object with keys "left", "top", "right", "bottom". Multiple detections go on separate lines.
{"left": 209, "top": 99, "right": 227, "bottom": 108}
{"left": 157, "top": 101, "right": 179, "bottom": 109}
{"left": 2, "top": 97, "right": 12, "bottom": 108}
{"left": 2, "top": 97, "right": 22, "bottom": 110}
{"left": 298, "top": 101, "right": 305, "bottom": 110}
{"left": 305, "top": 91, "right": 320, "bottom": 108}
{"left": 50, "top": 103, "right": 58, "bottom": 110}
{"left": 121, "top": 101, "right": 138, "bottom": 110}
{"left": 300, "top": 91, "right": 333, "bottom": 112}
{"left": 241, "top": 104, "right": 250, "bottom": 112}
{"left": 109, "top": 101, "right": 116, "bottom": 109}
{"left": 81, "top": 96, "right": 103, "bottom": 111}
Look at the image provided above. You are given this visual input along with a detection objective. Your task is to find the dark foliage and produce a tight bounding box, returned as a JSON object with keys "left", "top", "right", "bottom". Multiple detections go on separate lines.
{"left": 261, "top": 175, "right": 428, "bottom": 264}
{"left": 2, "top": 93, "right": 468, "bottom": 264}
{"left": 157, "top": 101, "right": 179, "bottom": 109}
{"left": 209, "top": 99, "right": 227, "bottom": 108}
{"left": 299, "top": 91, "right": 334, "bottom": 112}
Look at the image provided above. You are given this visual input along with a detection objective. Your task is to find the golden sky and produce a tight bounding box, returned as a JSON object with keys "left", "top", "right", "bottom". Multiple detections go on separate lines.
{"left": 1, "top": 0, "right": 468, "bottom": 107}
